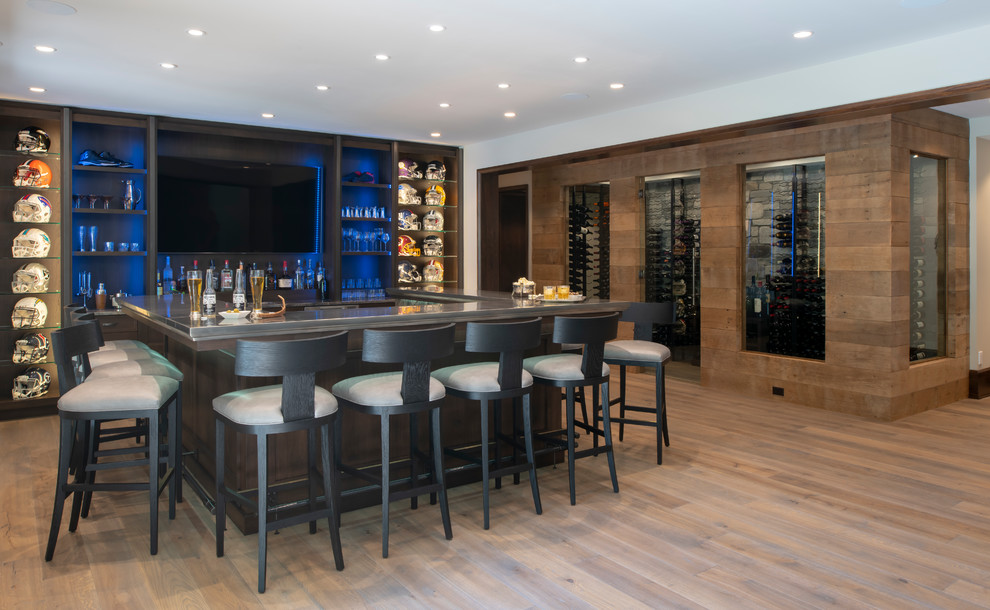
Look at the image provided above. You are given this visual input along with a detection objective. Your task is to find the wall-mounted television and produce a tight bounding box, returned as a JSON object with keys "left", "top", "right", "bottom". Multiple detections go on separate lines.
{"left": 157, "top": 156, "right": 321, "bottom": 253}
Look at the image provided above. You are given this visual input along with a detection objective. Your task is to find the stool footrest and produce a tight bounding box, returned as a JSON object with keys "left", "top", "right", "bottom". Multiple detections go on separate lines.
{"left": 265, "top": 509, "right": 331, "bottom": 533}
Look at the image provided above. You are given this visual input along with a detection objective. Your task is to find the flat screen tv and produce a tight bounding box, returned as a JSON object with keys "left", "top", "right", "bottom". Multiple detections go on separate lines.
{"left": 157, "top": 156, "right": 321, "bottom": 253}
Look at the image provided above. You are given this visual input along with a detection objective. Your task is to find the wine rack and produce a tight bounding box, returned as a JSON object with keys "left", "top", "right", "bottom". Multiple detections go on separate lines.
{"left": 568, "top": 184, "right": 609, "bottom": 299}
{"left": 909, "top": 154, "right": 944, "bottom": 362}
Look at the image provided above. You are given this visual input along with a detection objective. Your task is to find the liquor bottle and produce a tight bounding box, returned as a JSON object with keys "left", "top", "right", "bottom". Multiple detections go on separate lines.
{"left": 220, "top": 259, "right": 233, "bottom": 292}
{"left": 163, "top": 256, "right": 174, "bottom": 292}
{"left": 306, "top": 259, "right": 315, "bottom": 289}
{"left": 278, "top": 261, "right": 293, "bottom": 290}
{"left": 177, "top": 265, "right": 187, "bottom": 293}
{"left": 232, "top": 262, "right": 246, "bottom": 311}
{"left": 265, "top": 261, "right": 276, "bottom": 290}
{"left": 209, "top": 259, "right": 219, "bottom": 291}
{"left": 315, "top": 261, "right": 327, "bottom": 301}
{"left": 203, "top": 268, "right": 217, "bottom": 317}
{"left": 294, "top": 259, "right": 305, "bottom": 290}
{"left": 156, "top": 270, "right": 163, "bottom": 297}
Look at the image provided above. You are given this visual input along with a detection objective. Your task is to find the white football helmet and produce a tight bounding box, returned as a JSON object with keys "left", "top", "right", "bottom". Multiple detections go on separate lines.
{"left": 12, "top": 262, "right": 50, "bottom": 293}
{"left": 423, "top": 235, "right": 443, "bottom": 256}
{"left": 424, "top": 160, "right": 446, "bottom": 181}
{"left": 12, "top": 228, "right": 51, "bottom": 258}
{"left": 13, "top": 333, "right": 50, "bottom": 364}
{"left": 398, "top": 209, "right": 420, "bottom": 231}
{"left": 397, "top": 262, "right": 421, "bottom": 283}
{"left": 398, "top": 183, "right": 421, "bottom": 205}
{"left": 423, "top": 209, "right": 444, "bottom": 231}
{"left": 12, "top": 297, "right": 48, "bottom": 329}
{"left": 13, "top": 194, "right": 53, "bottom": 223}
{"left": 12, "top": 366, "right": 51, "bottom": 399}
{"left": 425, "top": 185, "right": 445, "bottom": 206}
{"left": 423, "top": 260, "right": 443, "bottom": 283}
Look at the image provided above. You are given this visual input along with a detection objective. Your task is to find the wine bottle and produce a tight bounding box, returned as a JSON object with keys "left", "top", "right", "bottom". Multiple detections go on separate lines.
{"left": 220, "top": 259, "right": 233, "bottom": 291}
{"left": 177, "top": 265, "right": 187, "bottom": 293}
{"left": 232, "top": 262, "right": 246, "bottom": 310}
{"left": 306, "top": 259, "right": 315, "bottom": 289}
{"left": 316, "top": 261, "right": 327, "bottom": 301}
{"left": 209, "top": 259, "right": 219, "bottom": 291}
{"left": 278, "top": 261, "right": 293, "bottom": 290}
{"left": 203, "top": 268, "right": 217, "bottom": 317}
{"left": 163, "top": 256, "right": 174, "bottom": 292}
{"left": 294, "top": 259, "right": 305, "bottom": 290}
{"left": 156, "top": 270, "right": 163, "bottom": 297}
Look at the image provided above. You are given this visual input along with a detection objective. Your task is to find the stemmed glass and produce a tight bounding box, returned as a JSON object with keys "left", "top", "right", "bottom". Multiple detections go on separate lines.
{"left": 381, "top": 232, "right": 390, "bottom": 253}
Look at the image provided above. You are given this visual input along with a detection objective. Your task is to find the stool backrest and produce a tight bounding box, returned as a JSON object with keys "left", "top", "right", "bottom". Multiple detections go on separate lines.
{"left": 465, "top": 317, "right": 542, "bottom": 391}
{"left": 362, "top": 324, "right": 455, "bottom": 404}
{"left": 234, "top": 331, "right": 348, "bottom": 422}
{"left": 552, "top": 312, "right": 620, "bottom": 379}
{"left": 50, "top": 321, "right": 104, "bottom": 392}
{"left": 620, "top": 302, "right": 676, "bottom": 341}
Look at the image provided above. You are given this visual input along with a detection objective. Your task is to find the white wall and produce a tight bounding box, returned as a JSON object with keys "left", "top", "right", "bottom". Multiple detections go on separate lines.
{"left": 460, "top": 24, "right": 990, "bottom": 371}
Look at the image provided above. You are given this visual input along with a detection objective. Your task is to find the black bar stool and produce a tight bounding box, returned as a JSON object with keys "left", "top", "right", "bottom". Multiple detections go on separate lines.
{"left": 45, "top": 323, "right": 181, "bottom": 560}
{"left": 331, "top": 323, "right": 455, "bottom": 558}
{"left": 213, "top": 332, "right": 348, "bottom": 593}
{"left": 523, "top": 312, "right": 620, "bottom": 505}
{"left": 433, "top": 318, "right": 543, "bottom": 529}
{"left": 602, "top": 302, "right": 676, "bottom": 465}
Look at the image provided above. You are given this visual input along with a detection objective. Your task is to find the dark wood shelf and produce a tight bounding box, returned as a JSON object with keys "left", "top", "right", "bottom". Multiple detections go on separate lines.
{"left": 71, "top": 208, "right": 147, "bottom": 215}
{"left": 73, "top": 165, "right": 147, "bottom": 174}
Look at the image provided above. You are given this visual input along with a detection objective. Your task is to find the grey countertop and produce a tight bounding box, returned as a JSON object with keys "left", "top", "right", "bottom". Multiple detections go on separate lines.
{"left": 118, "top": 289, "right": 627, "bottom": 350}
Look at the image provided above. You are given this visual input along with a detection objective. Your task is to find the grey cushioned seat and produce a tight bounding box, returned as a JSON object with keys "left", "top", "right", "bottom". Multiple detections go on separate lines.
{"left": 523, "top": 353, "right": 608, "bottom": 381}
{"left": 100, "top": 339, "right": 154, "bottom": 352}
{"left": 214, "top": 385, "right": 337, "bottom": 426}
{"left": 88, "top": 357, "right": 184, "bottom": 381}
{"left": 331, "top": 371, "right": 445, "bottom": 407}
{"left": 58, "top": 375, "right": 179, "bottom": 413}
{"left": 88, "top": 347, "right": 162, "bottom": 368}
{"left": 603, "top": 340, "right": 671, "bottom": 363}
{"left": 432, "top": 363, "right": 533, "bottom": 394}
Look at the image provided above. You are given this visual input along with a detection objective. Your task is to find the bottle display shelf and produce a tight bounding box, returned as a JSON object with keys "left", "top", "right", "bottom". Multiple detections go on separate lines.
{"left": 72, "top": 165, "right": 146, "bottom": 174}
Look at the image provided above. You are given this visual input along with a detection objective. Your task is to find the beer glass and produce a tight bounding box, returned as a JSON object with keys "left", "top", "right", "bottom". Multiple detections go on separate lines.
{"left": 249, "top": 269, "right": 265, "bottom": 316}
{"left": 187, "top": 269, "right": 203, "bottom": 319}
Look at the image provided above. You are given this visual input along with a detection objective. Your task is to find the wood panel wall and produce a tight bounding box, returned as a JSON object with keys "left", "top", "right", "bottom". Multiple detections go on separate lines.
{"left": 528, "top": 110, "right": 969, "bottom": 420}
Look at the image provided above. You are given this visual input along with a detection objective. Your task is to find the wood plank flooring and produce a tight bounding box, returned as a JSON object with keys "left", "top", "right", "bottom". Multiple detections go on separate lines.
{"left": 1, "top": 374, "right": 988, "bottom": 608}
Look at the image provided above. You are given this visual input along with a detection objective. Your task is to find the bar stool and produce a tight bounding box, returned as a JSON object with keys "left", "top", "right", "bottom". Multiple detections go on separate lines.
{"left": 331, "top": 324, "right": 455, "bottom": 558}
{"left": 523, "top": 312, "right": 620, "bottom": 505}
{"left": 602, "top": 302, "right": 675, "bottom": 465}
{"left": 45, "top": 323, "right": 180, "bottom": 560}
{"left": 432, "top": 318, "right": 543, "bottom": 529}
{"left": 213, "top": 332, "right": 348, "bottom": 593}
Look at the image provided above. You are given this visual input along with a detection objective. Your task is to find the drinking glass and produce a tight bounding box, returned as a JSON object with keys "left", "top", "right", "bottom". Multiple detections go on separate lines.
{"left": 118, "top": 242, "right": 129, "bottom": 252}
{"left": 187, "top": 269, "right": 203, "bottom": 319}
{"left": 543, "top": 285, "right": 557, "bottom": 300}
{"left": 104, "top": 241, "right": 114, "bottom": 252}
{"left": 249, "top": 269, "right": 265, "bottom": 316}
{"left": 557, "top": 285, "right": 571, "bottom": 300}
{"left": 77, "top": 226, "right": 85, "bottom": 252}
{"left": 88, "top": 226, "right": 98, "bottom": 252}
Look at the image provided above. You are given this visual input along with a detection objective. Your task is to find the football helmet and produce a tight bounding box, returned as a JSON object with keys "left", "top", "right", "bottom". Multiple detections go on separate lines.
{"left": 12, "top": 262, "right": 50, "bottom": 293}
{"left": 398, "top": 183, "right": 421, "bottom": 205}
{"left": 14, "top": 126, "right": 50, "bottom": 153}
{"left": 397, "top": 261, "right": 421, "bottom": 283}
{"left": 425, "top": 185, "right": 446, "bottom": 206}
{"left": 398, "top": 235, "right": 418, "bottom": 256}
{"left": 12, "top": 228, "right": 51, "bottom": 258}
{"left": 12, "top": 366, "right": 51, "bottom": 399}
{"left": 12, "top": 297, "right": 48, "bottom": 328}
{"left": 397, "top": 159, "right": 422, "bottom": 180}
{"left": 12, "top": 194, "right": 52, "bottom": 223}
{"left": 13, "top": 332, "right": 50, "bottom": 364}
{"left": 423, "top": 260, "right": 443, "bottom": 283}
{"left": 398, "top": 209, "right": 420, "bottom": 231}
{"left": 13, "top": 159, "right": 52, "bottom": 188}
{"left": 425, "top": 160, "right": 446, "bottom": 181}
{"left": 423, "top": 235, "right": 443, "bottom": 256}
{"left": 423, "top": 209, "right": 444, "bottom": 231}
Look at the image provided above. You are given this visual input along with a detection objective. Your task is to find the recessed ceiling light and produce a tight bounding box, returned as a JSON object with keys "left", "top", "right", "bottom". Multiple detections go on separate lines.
{"left": 35, "top": 45, "right": 56, "bottom": 53}
{"left": 375, "top": 54, "right": 389, "bottom": 61}
{"left": 316, "top": 84, "right": 329, "bottom": 91}
{"left": 574, "top": 56, "right": 589, "bottom": 63}
{"left": 498, "top": 83, "right": 510, "bottom": 89}
{"left": 504, "top": 112, "right": 516, "bottom": 118}
{"left": 793, "top": 30, "right": 813, "bottom": 39}
{"left": 187, "top": 28, "right": 205, "bottom": 36}
{"left": 429, "top": 24, "right": 445, "bottom": 32}
{"left": 160, "top": 62, "right": 177, "bottom": 69}
{"left": 430, "top": 132, "right": 441, "bottom": 138}
{"left": 29, "top": 87, "right": 46, "bottom": 93}
{"left": 261, "top": 113, "right": 275, "bottom": 119}
{"left": 609, "top": 83, "right": 624, "bottom": 89}
{"left": 439, "top": 102, "right": 450, "bottom": 108}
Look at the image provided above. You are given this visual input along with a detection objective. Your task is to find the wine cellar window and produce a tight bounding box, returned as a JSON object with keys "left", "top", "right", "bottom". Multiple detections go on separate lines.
{"left": 744, "top": 157, "right": 826, "bottom": 360}
{"left": 644, "top": 172, "right": 700, "bottom": 365}
{"left": 909, "top": 153, "right": 946, "bottom": 362}
{"left": 567, "top": 183, "right": 609, "bottom": 299}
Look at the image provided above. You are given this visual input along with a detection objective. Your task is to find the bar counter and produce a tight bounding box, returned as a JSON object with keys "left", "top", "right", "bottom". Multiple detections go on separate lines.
{"left": 117, "top": 290, "right": 627, "bottom": 532}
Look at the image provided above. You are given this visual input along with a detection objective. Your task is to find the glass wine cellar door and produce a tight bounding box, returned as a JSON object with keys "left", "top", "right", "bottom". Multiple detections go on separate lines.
{"left": 744, "top": 157, "right": 826, "bottom": 360}
{"left": 644, "top": 172, "right": 700, "bottom": 366}
{"left": 909, "top": 153, "right": 946, "bottom": 362}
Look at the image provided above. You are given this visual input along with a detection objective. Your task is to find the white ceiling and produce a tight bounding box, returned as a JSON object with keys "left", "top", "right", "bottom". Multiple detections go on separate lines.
{"left": 2, "top": 0, "right": 990, "bottom": 146}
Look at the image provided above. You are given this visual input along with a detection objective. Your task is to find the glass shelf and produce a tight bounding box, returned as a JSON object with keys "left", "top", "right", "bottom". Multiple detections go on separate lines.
{"left": 341, "top": 217, "right": 390, "bottom": 222}
{"left": 397, "top": 229, "right": 457, "bottom": 234}
{"left": 11, "top": 221, "right": 59, "bottom": 226}
{"left": 0, "top": 150, "right": 60, "bottom": 159}
{"left": 341, "top": 182, "right": 390, "bottom": 189}
{"left": 397, "top": 204, "right": 456, "bottom": 208}
{"left": 1, "top": 256, "right": 60, "bottom": 261}
{"left": 341, "top": 251, "right": 390, "bottom": 256}
{"left": 0, "top": 291, "right": 60, "bottom": 296}
{"left": 0, "top": 324, "right": 62, "bottom": 331}
{"left": 0, "top": 186, "right": 60, "bottom": 192}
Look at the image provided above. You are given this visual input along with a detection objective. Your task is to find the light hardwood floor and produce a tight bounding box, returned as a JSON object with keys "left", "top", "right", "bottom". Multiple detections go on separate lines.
{"left": 2, "top": 374, "right": 988, "bottom": 608}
